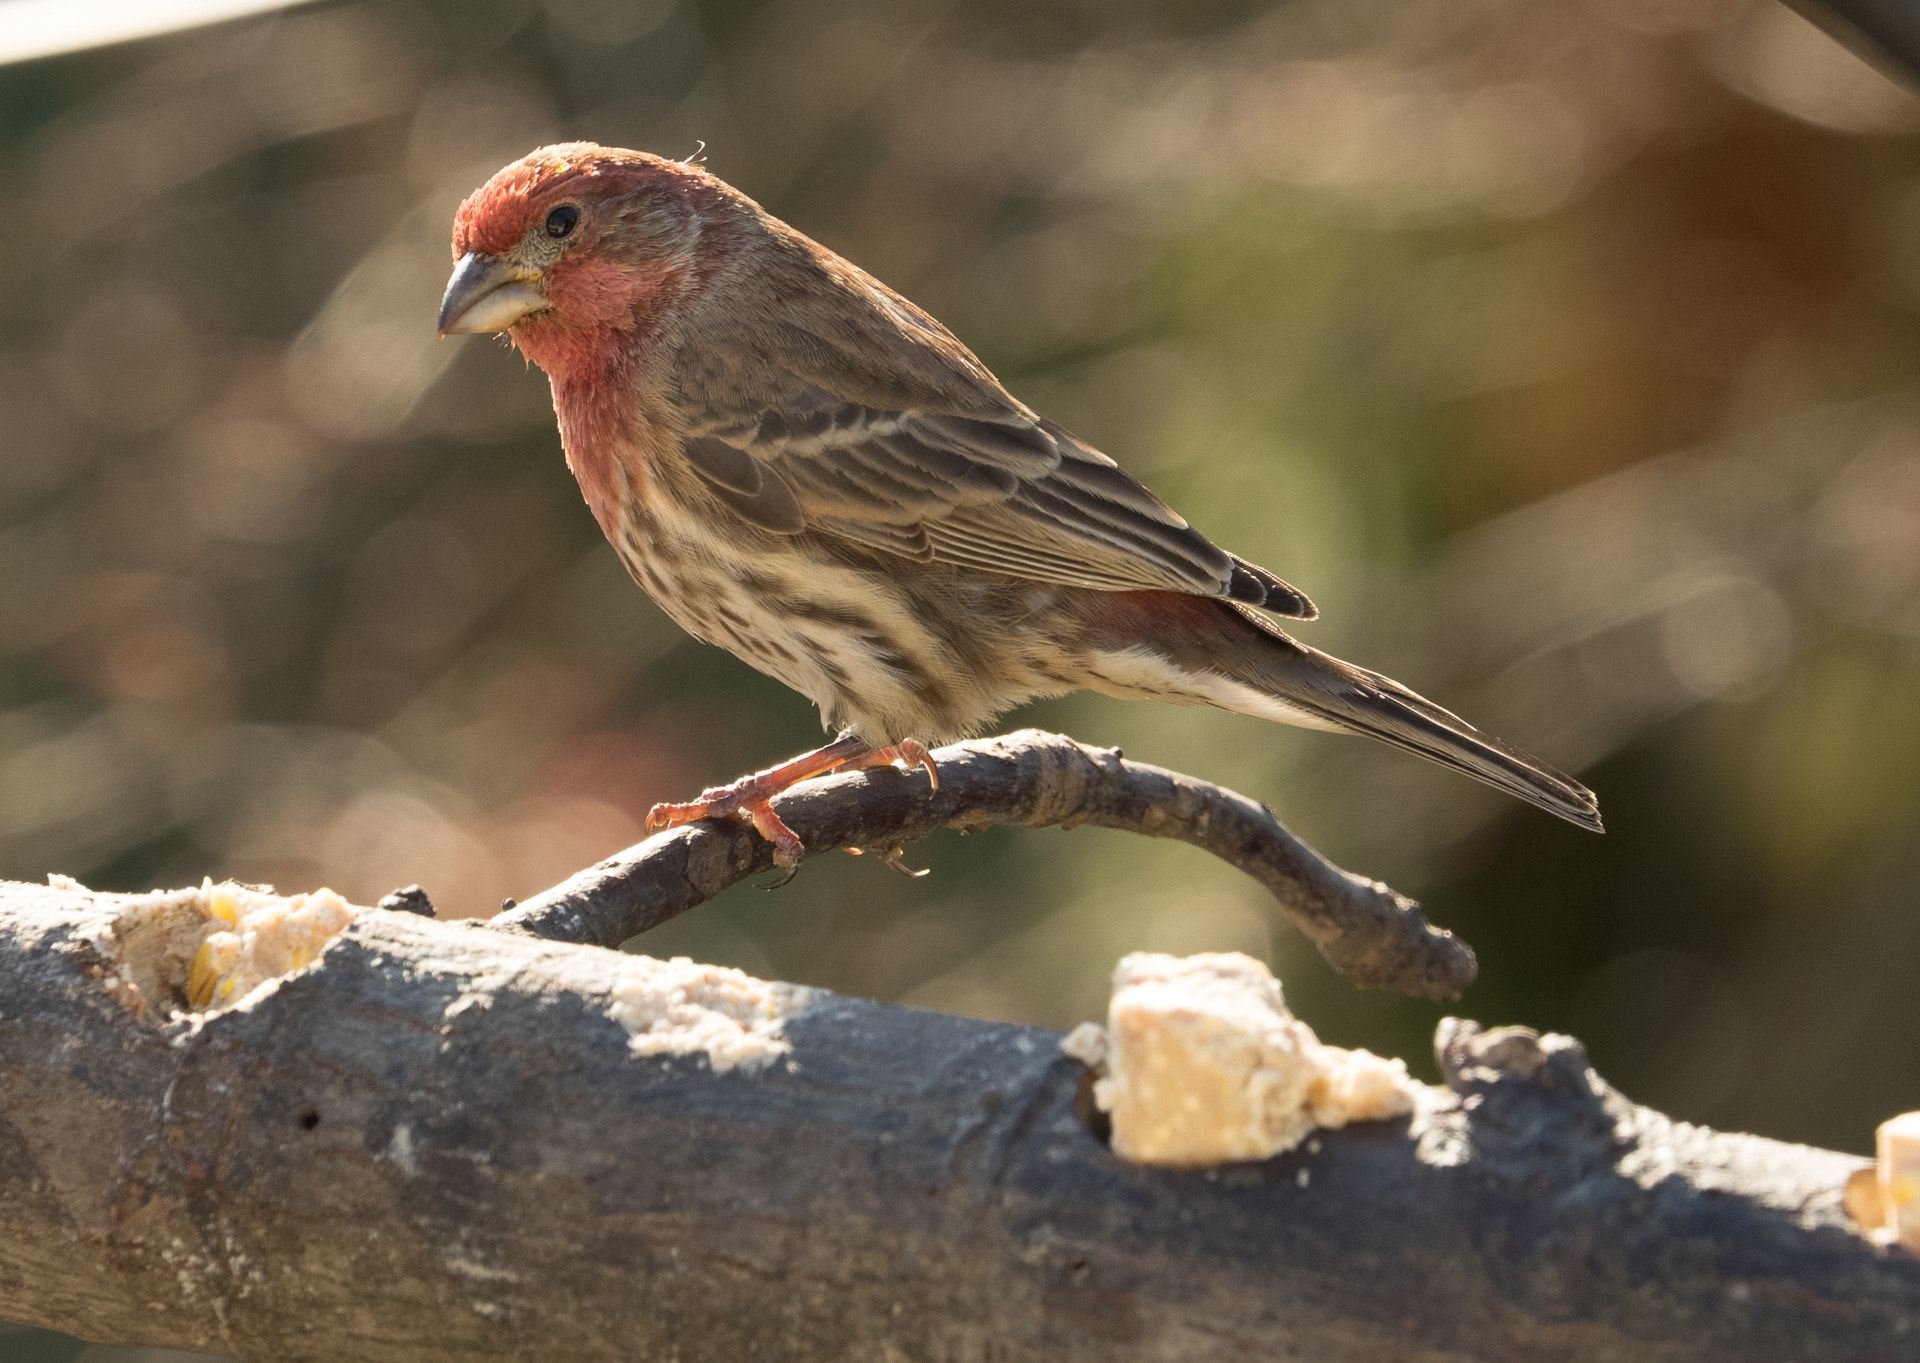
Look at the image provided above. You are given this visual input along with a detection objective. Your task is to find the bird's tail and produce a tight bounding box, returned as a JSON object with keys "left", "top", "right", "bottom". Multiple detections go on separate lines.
{"left": 1083, "top": 592, "right": 1603, "bottom": 833}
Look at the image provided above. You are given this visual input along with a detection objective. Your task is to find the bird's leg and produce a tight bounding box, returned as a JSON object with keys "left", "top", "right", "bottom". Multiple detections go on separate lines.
{"left": 828, "top": 739, "right": 941, "bottom": 790}
{"left": 646, "top": 731, "right": 873, "bottom": 866}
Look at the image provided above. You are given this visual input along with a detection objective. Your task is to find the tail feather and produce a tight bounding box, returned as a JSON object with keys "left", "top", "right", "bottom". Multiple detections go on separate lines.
{"left": 1268, "top": 641, "right": 1603, "bottom": 832}
{"left": 1086, "top": 592, "right": 1603, "bottom": 832}
{"left": 1230, "top": 623, "right": 1601, "bottom": 833}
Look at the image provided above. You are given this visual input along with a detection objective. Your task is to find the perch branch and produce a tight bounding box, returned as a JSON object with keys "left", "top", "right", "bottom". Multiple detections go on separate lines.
{"left": 490, "top": 728, "right": 1474, "bottom": 999}
{"left": 1, "top": 881, "right": 1912, "bottom": 1362}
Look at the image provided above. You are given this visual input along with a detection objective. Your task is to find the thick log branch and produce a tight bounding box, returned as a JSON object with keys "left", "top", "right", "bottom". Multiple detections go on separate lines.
{"left": 2, "top": 881, "right": 1915, "bottom": 1361}
{"left": 493, "top": 729, "right": 1475, "bottom": 1000}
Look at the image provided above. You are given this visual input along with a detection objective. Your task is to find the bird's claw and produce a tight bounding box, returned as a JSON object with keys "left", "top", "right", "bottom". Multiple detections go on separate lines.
{"left": 646, "top": 786, "right": 808, "bottom": 868}
{"left": 837, "top": 739, "right": 941, "bottom": 789}
{"left": 878, "top": 846, "right": 928, "bottom": 878}
{"left": 894, "top": 739, "right": 940, "bottom": 790}
{"left": 756, "top": 861, "right": 802, "bottom": 891}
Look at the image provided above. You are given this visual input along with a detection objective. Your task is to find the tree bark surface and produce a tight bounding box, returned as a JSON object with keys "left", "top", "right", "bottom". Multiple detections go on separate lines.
{"left": 1, "top": 881, "right": 1914, "bottom": 1362}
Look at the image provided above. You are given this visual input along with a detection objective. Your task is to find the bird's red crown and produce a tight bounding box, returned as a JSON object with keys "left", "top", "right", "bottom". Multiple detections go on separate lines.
{"left": 451, "top": 142, "right": 711, "bottom": 259}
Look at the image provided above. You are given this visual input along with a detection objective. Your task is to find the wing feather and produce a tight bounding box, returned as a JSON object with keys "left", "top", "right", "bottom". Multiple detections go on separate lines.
{"left": 668, "top": 258, "right": 1314, "bottom": 616}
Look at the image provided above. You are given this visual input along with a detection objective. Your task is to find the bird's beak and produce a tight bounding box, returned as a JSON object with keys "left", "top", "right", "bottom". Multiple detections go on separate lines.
{"left": 438, "top": 253, "right": 549, "bottom": 336}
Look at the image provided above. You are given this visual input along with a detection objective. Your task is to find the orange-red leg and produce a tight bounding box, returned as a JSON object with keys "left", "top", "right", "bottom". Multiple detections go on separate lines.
{"left": 831, "top": 739, "right": 940, "bottom": 790}
{"left": 646, "top": 732, "right": 872, "bottom": 865}
{"left": 645, "top": 734, "right": 943, "bottom": 868}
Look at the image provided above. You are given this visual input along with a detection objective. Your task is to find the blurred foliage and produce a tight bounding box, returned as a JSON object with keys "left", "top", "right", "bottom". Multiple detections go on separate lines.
{"left": 16, "top": 0, "right": 1920, "bottom": 1353}
{"left": 3, "top": 0, "right": 1920, "bottom": 1250}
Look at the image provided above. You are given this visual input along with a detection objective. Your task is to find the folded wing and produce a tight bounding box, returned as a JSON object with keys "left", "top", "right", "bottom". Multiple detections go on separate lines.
{"left": 673, "top": 337, "right": 1314, "bottom": 617}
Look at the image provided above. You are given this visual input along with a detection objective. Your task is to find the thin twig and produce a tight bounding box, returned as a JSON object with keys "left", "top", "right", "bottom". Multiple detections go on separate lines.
{"left": 488, "top": 728, "right": 1475, "bottom": 999}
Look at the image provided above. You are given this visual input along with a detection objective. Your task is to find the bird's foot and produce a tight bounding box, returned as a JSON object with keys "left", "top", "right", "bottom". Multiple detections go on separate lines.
{"left": 642, "top": 735, "right": 937, "bottom": 869}
{"left": 644, "top": 732, "right": 874, "bottom": 867}
{"left": 833, "top": 742, "right": 938, "bottom": 880}
{"left": 833, "top": 739, "right": 941, "bottom": 789}
{"left": 877, "top": 846, "right": 929, "bottom": 878}
{"left": 646, "top": 785, "right": 809, "bottom": 866}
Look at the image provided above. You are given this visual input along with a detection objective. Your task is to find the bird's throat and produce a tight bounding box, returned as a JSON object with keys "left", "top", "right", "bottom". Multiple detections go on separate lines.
{"left": 541, "top": 353, "right": 647, "bottom": 543}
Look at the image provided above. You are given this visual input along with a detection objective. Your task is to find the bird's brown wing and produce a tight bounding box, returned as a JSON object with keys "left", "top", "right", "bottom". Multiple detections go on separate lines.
{"left": 669, "top": 313, "right": 1315, "bottom": 617}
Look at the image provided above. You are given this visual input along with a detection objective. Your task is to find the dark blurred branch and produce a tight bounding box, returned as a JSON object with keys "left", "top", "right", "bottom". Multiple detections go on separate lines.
{"left": 490, "top": 728, "right": 1476, "bottom": 1000}
{"left": 1784, "top": 0, "right": 1920, "bottom": 90}
{"left": 3, "top": 883, "right": 1913, "bottom": 1362}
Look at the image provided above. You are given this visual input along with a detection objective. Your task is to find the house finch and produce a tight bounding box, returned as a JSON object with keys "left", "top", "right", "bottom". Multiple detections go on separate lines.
{"left": 439, "top": 143, "right": 1601, "bottom": 863}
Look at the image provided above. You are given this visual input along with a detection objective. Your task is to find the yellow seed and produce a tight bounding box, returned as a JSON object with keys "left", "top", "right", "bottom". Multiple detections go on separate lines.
{"left": 1891, "top": 1174, "right": 1919, "bottom": 1208}
{"left": 208, "top": 888, "right": 239, "bottom": 927}
{"left": 188, "top": 940, "right": 217, "bottom": 1008}
{"left": 290, "top": 944, "right": 311, "bottom": 971}
{"left": 216, "top": 976, "right": 236, "bottom": 1002}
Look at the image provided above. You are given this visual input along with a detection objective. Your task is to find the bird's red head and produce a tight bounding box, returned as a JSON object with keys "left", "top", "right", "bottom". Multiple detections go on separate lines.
{"left": 439, "top": 143, "right": 727, "bottom": 355}
{"left": 451, "top": 142, "right": 707, "bottom": 258}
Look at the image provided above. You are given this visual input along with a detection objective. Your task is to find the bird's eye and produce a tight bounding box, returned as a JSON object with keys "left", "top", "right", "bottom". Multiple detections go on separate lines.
{"left": 545, "top": 205, "right": 579, "bottom": 239}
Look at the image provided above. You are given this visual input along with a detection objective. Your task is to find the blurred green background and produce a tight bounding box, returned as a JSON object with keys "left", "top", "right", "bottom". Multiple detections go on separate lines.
{"left": 7, "top": 0, "right": 1920, "bottom": 1352}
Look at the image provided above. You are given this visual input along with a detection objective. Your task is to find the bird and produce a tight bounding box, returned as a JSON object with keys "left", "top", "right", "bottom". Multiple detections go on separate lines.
{"left": 438, "top": 142, "right": 1601, "bottom": 865}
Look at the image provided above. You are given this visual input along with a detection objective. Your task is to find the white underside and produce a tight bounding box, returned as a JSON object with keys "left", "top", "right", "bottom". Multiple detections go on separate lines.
{"left": 1084, "top": 647, "right": 1347, "bottom": 732}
